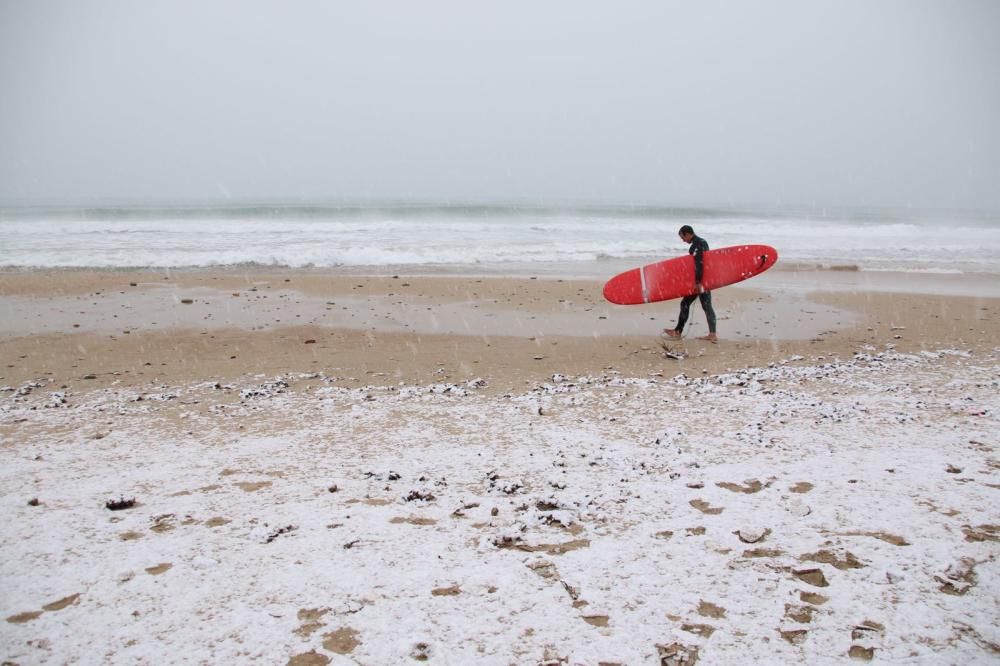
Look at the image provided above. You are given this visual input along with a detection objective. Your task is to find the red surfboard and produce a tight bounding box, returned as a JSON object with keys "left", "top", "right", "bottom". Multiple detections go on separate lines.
{"left": 603, "top": 244, "right": 778, "bottom": 305}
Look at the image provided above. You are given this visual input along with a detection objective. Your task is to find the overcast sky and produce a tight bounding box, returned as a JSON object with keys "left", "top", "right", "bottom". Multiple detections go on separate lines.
{"left": 1, "top": 1, "right": 998, "bottom": 210}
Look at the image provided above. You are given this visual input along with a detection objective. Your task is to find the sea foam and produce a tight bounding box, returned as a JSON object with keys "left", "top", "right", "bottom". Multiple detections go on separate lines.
{"left": 1, "top": 206, "right": 997, "bottom": 273}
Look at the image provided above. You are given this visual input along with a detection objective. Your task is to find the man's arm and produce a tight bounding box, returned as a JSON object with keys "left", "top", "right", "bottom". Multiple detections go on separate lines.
{"left": 692, "top": 239, "right": 706, "bottom": 286}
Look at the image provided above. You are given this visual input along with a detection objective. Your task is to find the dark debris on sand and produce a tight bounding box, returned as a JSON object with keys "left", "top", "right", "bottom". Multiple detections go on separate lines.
{"left": 105, "top": 496, "right": 136, "bottom": 511}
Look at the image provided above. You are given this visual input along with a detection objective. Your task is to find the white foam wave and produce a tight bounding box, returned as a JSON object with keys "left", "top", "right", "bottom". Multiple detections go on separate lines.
{"left": 1, "top": 210, "right": 998, "bottom": 273}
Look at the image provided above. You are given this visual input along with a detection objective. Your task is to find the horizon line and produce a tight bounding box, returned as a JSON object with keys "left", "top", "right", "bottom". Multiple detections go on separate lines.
{"left": 1, "top": 198, "right": 997, "bottom": 218}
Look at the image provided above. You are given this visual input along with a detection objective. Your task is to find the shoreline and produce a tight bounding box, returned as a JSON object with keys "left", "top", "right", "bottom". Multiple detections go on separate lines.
{"left": 2, "top": 260, "right": 1000, "bottom": 274}
{"left": 3, "top": 262, "right": 1000, "bottom": 295}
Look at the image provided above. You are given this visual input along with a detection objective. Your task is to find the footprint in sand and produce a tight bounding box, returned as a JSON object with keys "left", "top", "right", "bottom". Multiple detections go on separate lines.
{"left": 6, "top": 593, "right": 82, "bottom": 625}
{"left": 150, "top": 514, "right": 176, "bottom": 533}
{"left": 800, "top": 549, "right": 865, "bottom": 570}
{"left": 657, "top": 642, "right": 699, "bottom": 665}
{"left": 697, "top": 600, "right": 727, "bottom": 619}
{"left": 800, "top": 591, "right": 828, "bottom": 605}
{"left": 322, "top": 627, "right": 361, "bottom": 654}
{"left": 6, "top": 610, "right": 43, "bottom": 624}
{"left": 235, "top": 481, "right": 272, "bottom": 492}
{"left": 780, "top": 628, "right": 809, "bottom": 645}
{"left": 716, "top": 479, "right": 767, "bottom": 494}
{"left": 172, "top": 484, "right": 222, "bottom": 496}
{"left": 680, "top": 622, "right": 715, "bottom": 638}
{"left": 286, "top": 650, "right": 330, "bottom": 666}
{"left": 935, "top": 558, "right": 978, "bottom": 596}
{"left": 527, "top": 560, "right": 559, "bottom": 580}
{"left": 848, "top": 645, "right": 875, "bottom": 661}
{"left": 848, "top": 620, "right": 884, "bottom": 661}
{"left": 390, "top": 516, "right": 437, "bottom": 526}
{"left": 851, "top": 620, "right": 885, "bottom": 640}
{"left": 793, "top": 568, "right": 829, "bottom": 588}
{"left": 293, "top": 607, "right": 330, "bottom": 637}
{"left": 837, "top": 530, "right": 910, "bottom": 546}
{"left": 784, "top": 603, "right": 815, "bottom": 624}
{"left": 961, "top": 524, "right": 999, "bottom": 543}
{"left": 689, "top": 499, "right": 724, "bottom": 515}
{"left": 742, "top": 547, "right": 784, "bottom": 559}
{"left": 495, "top": 537, "right": 590, "bottom": 556}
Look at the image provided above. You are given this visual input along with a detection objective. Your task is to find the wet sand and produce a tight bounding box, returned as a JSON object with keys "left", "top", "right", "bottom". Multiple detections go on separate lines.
{"left": 0, "top": 269, "right": 997, "bottom": 394}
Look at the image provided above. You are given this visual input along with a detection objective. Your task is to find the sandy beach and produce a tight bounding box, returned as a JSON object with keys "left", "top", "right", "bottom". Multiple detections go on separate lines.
{"left": 1, "top": 267, "right": 996, "bottom": 394}
{"left": 2, "top": 268, "right": 998, "bottom": 664}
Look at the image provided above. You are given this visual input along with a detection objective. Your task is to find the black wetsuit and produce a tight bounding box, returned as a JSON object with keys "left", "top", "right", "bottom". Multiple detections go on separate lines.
{"left": 675, "top": 235, "right": 717, "bottom": 334}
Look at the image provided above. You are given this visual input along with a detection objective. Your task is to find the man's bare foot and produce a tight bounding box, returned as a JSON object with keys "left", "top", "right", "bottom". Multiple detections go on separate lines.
{"left": 697, "top": 333, "right": 718, "bottom": 343}
{"left": 662, "top": 329, "right": 682, "bottom": 338}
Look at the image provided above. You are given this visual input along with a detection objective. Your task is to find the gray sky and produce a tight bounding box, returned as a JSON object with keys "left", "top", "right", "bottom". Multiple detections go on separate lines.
{"left": 1, "top": 0, "right": 998, "bottom": 210}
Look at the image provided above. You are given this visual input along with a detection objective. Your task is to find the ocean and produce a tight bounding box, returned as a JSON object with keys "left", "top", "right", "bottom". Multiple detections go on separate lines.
{"left": 1, "top": 204, "right": 998, "bottom": 275}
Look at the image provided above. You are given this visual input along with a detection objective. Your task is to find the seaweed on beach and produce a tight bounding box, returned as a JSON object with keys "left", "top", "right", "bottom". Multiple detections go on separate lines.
{"left": 264, "top": 525, "right": 297, "bottom": 543}
{"left": 105, "top": 496, "right": 136, "bottom": 511}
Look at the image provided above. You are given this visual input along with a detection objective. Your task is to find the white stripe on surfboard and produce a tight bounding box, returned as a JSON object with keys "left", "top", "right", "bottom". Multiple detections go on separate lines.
{"left": 640, "top": 265, "right": 649, "bottom": 304}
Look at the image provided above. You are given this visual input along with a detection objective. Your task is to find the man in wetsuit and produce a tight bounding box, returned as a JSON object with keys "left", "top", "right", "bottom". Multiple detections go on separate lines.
{"left": 663, "top": 225, "right": 718, "bottom": 342}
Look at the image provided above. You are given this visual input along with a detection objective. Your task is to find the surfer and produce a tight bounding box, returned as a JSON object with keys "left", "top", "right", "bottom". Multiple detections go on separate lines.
{"left": 663, "top": 225, "right": 718, "bottom": 342}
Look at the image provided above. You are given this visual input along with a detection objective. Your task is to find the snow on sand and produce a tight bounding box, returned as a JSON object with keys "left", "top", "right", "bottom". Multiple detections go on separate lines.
{"left": 2, "top": 347, "right": 998, "bottom": 664}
